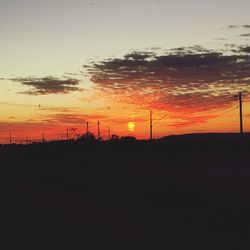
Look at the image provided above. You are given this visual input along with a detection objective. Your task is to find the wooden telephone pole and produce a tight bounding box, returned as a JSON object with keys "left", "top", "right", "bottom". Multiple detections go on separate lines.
{"left": 239, "top": 92, "right": 243, "bottom": 134}
{"left": 150, "top": 110, "right": 153, "bottom": 140}
{"left": 9, "top": 132, "right": 12, "bottom": 144}
{"left": 108, "top": 126, "right": 111, "bottom": 140}
{"left": 97, "top": 121, "right": 101, "bottom": 141}
{"left": 66, "top": 128, "right": 69, "bottom": 140}
{"left": 86, "top": 121, "right": 89, "bottom": 133}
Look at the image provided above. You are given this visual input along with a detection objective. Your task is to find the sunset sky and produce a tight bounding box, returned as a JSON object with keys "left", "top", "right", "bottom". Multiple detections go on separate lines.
{"left": 0, "top": 0, "right": 250, "bottom": 143}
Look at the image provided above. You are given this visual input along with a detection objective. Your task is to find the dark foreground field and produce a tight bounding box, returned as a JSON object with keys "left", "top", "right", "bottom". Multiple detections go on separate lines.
{"left": 0, "top": 133, "right": 250, "bottom": 249}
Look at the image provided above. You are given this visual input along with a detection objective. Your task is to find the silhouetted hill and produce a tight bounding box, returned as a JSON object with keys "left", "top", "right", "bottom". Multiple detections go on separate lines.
{"left": 160, "top": 132, "right": 250, "bottom": 142}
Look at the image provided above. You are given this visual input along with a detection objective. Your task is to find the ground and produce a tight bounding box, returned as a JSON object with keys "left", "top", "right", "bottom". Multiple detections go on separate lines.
{"left": 0, "top": 135, "right": 250, "bottom": 249}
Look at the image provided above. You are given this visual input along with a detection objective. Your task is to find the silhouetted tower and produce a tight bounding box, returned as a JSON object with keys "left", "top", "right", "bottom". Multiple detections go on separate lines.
{"left": 42, "top": 133, "right": 45, "bottom": 143}
{"left": 86, "top": 121, "right": 89, "bottom": 133}
{"left": 9, "top": 132, "right": 12, "bottom": 144}
{"left": 108, "top": 126, "right": 111, "bottom": 140}
{"left": 239, "top": 92, "right": 243, "bottom": 134}
{"left": 66, "top": 128, "right": 69, "bottom": 140}
{"left": 150, "top": 110, "right": 153, "bottom": 140}
{"left": 97, "top": 121, "right": 101, "bottom": 141}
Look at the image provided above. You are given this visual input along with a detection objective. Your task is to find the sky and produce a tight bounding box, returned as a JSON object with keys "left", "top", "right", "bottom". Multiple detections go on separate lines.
{"left": 0, "top": 0, "right": 250, "bottom": 143}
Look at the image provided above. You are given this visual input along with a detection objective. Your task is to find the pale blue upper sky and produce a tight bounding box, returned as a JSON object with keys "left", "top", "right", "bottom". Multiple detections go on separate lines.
{"left": 1, "top": 0, "right": 250, "bottom": 77}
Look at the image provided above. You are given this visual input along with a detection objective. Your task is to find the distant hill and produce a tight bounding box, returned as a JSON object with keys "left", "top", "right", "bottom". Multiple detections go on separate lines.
{"left": 159, "top": 132, "right": 250, "bottom": 142}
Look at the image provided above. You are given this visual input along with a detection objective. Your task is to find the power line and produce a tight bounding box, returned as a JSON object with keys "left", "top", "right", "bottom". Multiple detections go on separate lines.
{"left": 0, "top": 102, "right": 77, "bottom": 110}
{"left": 153, "top": 114, "right": 168, "bottom": 126}
{"left": 0, "top": 102, "right": 38, "bottom": 107}
{"left": 217, "top": 105, "right": 238, "bottom": 117}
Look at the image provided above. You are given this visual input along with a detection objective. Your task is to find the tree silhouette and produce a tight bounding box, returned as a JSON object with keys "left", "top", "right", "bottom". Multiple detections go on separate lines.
{"left": 78, "top": 131, "right": 96, "bottom": 142}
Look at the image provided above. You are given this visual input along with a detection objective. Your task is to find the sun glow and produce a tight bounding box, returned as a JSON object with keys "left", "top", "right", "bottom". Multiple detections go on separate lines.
{"left": 128, "top": 122, "right": 135, "bottom": 132}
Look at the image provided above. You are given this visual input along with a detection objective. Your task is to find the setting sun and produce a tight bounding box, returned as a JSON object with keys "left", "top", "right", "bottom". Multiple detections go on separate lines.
{"left": 128, "top": 122, "right": 135, "bottom": 132}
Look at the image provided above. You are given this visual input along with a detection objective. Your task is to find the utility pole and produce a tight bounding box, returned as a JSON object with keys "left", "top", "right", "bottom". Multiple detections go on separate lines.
{"left": 26, "top": 136, "right": 28, "bottom": 145}
{"left": 66, "top": 128, "right": 69, "bottom": 140}
{"left": 108, "top": 126, "right": 111, "bottom": 140}
{"left": 42, "top": 133, "right": 45, "bottom": 143}
{"left": 97, "top": 121, "right": 101, "bottom": 141}
{"left": 9, "top": 132, "right": 12, "bottom": 144}
{"left": 150, "top": 110, "right": 153, "bottom": 140}
{"left": 239, "top": 92, "right": 243, "bottom": 134}
{"left": 86, "top": 121, "right": 89, "bottom": 133}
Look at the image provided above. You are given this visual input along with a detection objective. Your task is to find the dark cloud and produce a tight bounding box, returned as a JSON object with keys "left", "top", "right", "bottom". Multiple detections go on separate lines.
{"left": 228, "top": 25, "right": 239, "bottom": 29}
{"left": 214, "top": 38, "right": 228, "bottom": 41}
{"left": 169, "top": 45, "right": 214, "bottom": 55}
{"left": 227, "top": 25, "right": 250, "bottom": 30}
{"left": 10, "top": 76, "right": 81, "bottom": 95}
{"left": 124, "top": 51, "right": 155, "bottom": 61}
{"left": 86, "top": 47, "right": 250, "bottom": 125}
{"left": 239, "top": 46, "right": 250, "bottom": 53}
{"left": 240, "top": 33, "right": 250, "bottom": 37}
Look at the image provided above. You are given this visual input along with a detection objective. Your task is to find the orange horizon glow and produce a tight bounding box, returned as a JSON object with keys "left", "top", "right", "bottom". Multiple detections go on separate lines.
{"left": 0, "top": 98, "right": 249, "bottom": 144}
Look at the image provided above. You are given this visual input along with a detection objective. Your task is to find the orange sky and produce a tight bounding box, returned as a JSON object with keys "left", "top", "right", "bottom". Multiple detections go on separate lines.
{"left": 0, "top": 95, "right": 249, "bottom": 144}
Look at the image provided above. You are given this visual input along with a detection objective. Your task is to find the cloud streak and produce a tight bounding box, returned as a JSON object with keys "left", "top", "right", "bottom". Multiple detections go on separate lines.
{"left": 10, "top": 76, "right": 81, "bottom": 95}
{"left": 240, "top": 33, "right": 250, "bottom": 37}
{"left": 227, "top": 24, "right": 250, "bottom": 29}
{"left": 42, "top": 113, "right": 108, "bottom": 125}
{"left": 228, "top": 25, "right": 239, "bottom": 29}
